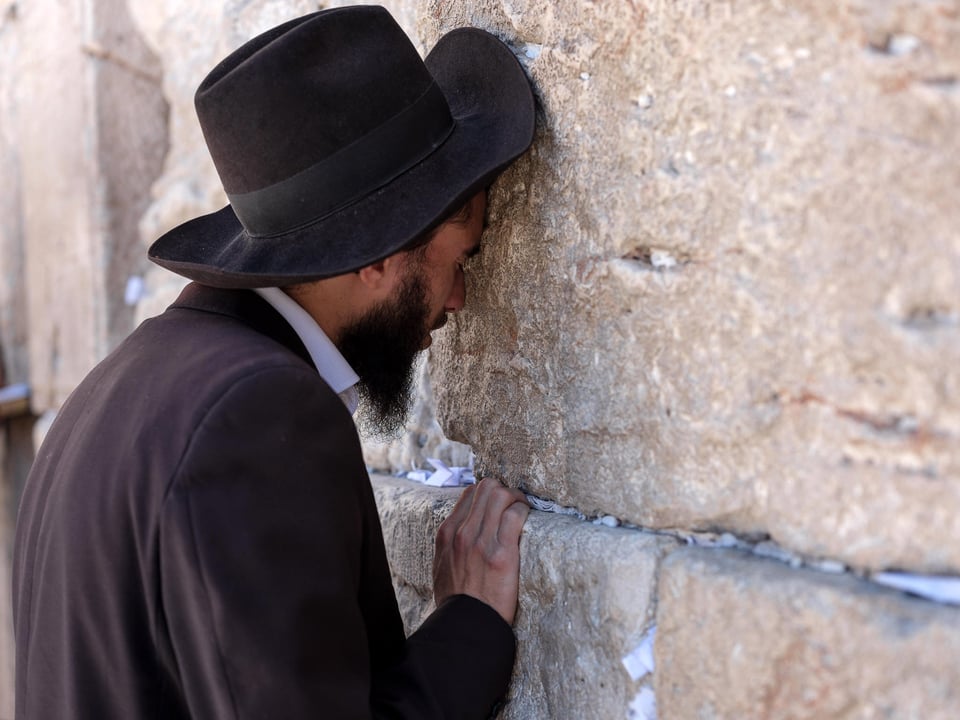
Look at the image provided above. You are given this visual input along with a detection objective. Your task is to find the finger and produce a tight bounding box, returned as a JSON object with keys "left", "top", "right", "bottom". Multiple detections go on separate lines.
{"left": 443, "top": 482, "right": 478, "bottom": 526}
{"left": 497, "top": 501, "right": 530, "bottom": 546}
{"left": 458, "top": 477, "right": 500, "bottom": 536}
{"left": 436, "top": 483, "right": 478, "bottom": 549}
{"left": 505, "top": 487, "right": 528, "bottom": 506}
{"left": 475, "top": 484, "right": 529, "bottom": 542}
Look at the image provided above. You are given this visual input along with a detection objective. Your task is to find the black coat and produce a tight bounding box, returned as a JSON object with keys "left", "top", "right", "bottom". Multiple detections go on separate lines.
{"left": 13, "top": 283, "right": 514, "bottom": 719}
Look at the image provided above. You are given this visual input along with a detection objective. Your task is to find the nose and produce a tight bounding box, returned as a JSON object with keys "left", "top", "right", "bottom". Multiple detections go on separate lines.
{"left": 444, "top": 266, "right": 466, "bottom": 314}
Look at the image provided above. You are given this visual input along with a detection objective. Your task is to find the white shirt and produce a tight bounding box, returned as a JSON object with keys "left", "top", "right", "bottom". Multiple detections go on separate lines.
{"left": 253, "top": 287, "right": 360, "bottom": 414}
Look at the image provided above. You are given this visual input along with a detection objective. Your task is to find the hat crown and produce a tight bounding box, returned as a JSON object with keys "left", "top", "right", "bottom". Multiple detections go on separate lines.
{"left": 195, "top": 6, "right": 436, "bottom": 196}
{"left": 148, "top": 10, "right": 535, "bottom": 289}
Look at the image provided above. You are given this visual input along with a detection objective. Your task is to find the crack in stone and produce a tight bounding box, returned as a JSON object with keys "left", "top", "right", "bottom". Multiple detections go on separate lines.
{"left": 81, "top": 42, "right": 162, "bottom": 84}
{"left": 899, "top": 305, "right": 959, "bottom": 330}
{"left": 519, "top": 488, "right": 960, "bottom": 606}
{"left": 920, "top": 75, "right": 958, "bottom": 91}
{"left": 776, "top": 388, "right": 951, "bottom": 442}
{"left": 620, "top": 245, "right": 692, "bottom": 271}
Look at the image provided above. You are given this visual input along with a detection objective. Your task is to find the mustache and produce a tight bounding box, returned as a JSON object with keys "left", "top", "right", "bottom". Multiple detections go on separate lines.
{"left": 431, "top": 314, "right": 448, "bottom": 332}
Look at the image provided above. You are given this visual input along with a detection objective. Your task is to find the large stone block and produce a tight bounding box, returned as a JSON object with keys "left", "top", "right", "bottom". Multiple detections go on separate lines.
{"left": 16, "top": 0, "right": 167, "bottom": 411}
{"left": 424, "top": 0, "right": 960, "bottom": 573}
{"left": 656, "top": 547, "right": 960, "bottom": 719}
{"left": 0, "top": 1, "right": 27, "bottom": 389}
{"left": 371, "top": 474, "right": 679, "bottom": 720}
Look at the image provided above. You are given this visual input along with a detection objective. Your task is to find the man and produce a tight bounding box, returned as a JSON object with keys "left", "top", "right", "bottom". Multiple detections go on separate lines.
{"left": 13, "top": 6, "right": 535, "bottom": 719}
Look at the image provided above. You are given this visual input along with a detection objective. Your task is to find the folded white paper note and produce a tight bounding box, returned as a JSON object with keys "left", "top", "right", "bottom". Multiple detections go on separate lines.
{"left": 872, "top": 572, "right": 960, "bottom": 606}
{"left": 407, "top": 459, "right": 475, "bottom": 487}
{"left": 622, "top": 627, "right": 656, "bottom": 681}
{"left": 627, "top": 687, "right": 657, "bottom": 720}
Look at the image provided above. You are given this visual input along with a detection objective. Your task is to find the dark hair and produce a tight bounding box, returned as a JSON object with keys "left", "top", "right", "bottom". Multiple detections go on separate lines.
{"left": 283, "top": 197, "right": 477, "bottom": 289}
{"left": 401, "top": 196, "right": 475, "bottom": 256}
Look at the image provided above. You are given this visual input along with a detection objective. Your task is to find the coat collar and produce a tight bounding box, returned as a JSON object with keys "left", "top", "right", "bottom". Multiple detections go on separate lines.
{"left": 170, "top": 282, "right": 313, "bottom": 368}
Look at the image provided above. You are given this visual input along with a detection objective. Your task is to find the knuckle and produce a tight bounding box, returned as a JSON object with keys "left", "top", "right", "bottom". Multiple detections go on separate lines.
{"left": 506, "top": 502, "right": 529, "bottom": 521}
{"left": 486, "top": 544, "right": 513, "bottom": 570}
{"left": 436, "top": 520, "right": 454, "bottom": 544}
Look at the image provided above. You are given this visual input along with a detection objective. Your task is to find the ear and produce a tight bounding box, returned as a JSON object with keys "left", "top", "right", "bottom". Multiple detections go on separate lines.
{"left": 356, "top": 252, "right": 407, "bottom": 295}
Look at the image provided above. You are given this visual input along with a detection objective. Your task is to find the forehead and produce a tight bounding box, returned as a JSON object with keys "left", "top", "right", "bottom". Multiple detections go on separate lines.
{"left": 425, "top": 193, "right": 486, "bottom": 249}
{"left": 447, "top": 191, "right": 486, "bottom": 225}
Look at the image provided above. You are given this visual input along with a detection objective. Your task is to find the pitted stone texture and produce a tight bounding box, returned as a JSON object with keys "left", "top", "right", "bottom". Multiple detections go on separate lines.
{"left": 371, "top": 475, "right": 451, "bottom": 632}
{"left": 371, "top": 474, "right": 678, "bottom": 720}
{"left": 656, "top": 547, "right": 960, "bottom": 719}
{"left": 426, "top": 0, "right": 960, "bottom": 572}
{"left": 507, "top": 513, "right": 676, "bottom": 720}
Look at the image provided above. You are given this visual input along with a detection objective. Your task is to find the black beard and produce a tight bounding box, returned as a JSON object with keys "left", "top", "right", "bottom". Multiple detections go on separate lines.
{"left": 337, "top": 267, "right": 433, "bottom": 440}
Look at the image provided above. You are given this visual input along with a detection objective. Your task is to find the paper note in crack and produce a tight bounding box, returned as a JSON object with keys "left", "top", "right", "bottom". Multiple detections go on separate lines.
{"left": 872, "top": 572, "right": 960, "bottom": 606}
{"left": 622, "top": 626, "right": 656, "bottom": 681}
{"left": 627, "top": 687, "right": 656, "bottom": 720}
{"left": 406, "top": 458, "right": 475, "bottom": 487}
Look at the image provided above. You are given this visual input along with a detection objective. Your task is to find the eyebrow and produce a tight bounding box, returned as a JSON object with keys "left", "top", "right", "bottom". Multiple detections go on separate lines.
{"left": 448, "top": 199, "right": 473, "bottom": 225}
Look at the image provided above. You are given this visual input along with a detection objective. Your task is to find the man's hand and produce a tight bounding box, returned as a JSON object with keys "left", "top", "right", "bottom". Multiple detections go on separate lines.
{"left": 433, "top": 478, "right": 530, "bottom": 625}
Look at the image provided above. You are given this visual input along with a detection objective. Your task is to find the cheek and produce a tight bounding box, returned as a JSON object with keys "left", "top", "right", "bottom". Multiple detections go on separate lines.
{"left": 428, "top": 268, "right": 456, "bottom": 306}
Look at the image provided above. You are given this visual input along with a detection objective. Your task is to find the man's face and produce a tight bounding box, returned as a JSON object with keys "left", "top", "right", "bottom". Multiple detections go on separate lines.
{"left": 339, "top": 191, "right": 487, "bottom": 437}
{"left": 412, "top": 191, "right": 487, "bottom": 348}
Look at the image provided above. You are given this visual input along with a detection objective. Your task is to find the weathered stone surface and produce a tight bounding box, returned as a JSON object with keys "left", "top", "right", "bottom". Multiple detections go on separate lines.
{"left": 4, "top": 0, "right": 960, "bottom": 716}
{"left": 656, "top": 547, "right": 960, "bottom": 719}
{"left": 371, "top": 474, "right": 678, "bottom": 720}
{"left": 15, "top": 0, "right": 101, "bottom": 411}
{"left": 0, "top": 39, "right": 19, "bottom": 686}
{"left": 0, "top": 1, "right": 27, "bottom": 391}
{"left": 128, "top": 0, "right": 240, "bottom": 322}
{"left": 15, "top": 0, "right": 166, "bottom": 412}
{"left": 425, "top": 0, "right": 960, "bottom": 573}
{"left": 371, "top": 475, "right": 452, "bottom": 631}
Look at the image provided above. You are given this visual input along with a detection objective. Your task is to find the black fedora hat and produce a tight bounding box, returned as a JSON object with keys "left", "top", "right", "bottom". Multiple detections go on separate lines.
{"left": 147, "top": 5, "right": 535, "bottom": 288}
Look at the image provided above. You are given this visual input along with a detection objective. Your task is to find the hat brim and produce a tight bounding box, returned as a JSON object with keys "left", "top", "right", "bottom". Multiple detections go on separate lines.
{"left": 147, "top": 27, "right": 535, "bottom": 288}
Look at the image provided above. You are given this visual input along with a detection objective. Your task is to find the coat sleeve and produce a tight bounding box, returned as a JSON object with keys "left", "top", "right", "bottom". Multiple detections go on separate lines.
{"left": 159, "top": 365, "right": 515, "bottom": 720}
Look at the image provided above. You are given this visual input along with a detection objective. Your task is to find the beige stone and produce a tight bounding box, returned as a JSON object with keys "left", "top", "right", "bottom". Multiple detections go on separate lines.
{"left": 371, "top": 474, "right": 678, "bottom": 720}
{"left": 423, "top": 0, "right": 960, "bottom": 573}
{"left": 15, "top": 0, "right": 166, "bottom": 412}
{"left": 4, "top": 0, "right": 960, "bottom": 716}
{"left": 0, "top": 1, "right": 26, "bottom": 389}
{"left": 656, "top": 547, "right": 960, "bottom": 719}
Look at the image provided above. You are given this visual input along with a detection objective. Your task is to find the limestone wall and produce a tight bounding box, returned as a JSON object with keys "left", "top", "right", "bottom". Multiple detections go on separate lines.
{"left": 1, "top": 0, "right": 958, "bottom": 718}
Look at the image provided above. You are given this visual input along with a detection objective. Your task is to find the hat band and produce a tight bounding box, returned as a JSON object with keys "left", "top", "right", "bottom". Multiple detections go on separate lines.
{"left": 227, "top": 82, "right": 455, "bottom": 237}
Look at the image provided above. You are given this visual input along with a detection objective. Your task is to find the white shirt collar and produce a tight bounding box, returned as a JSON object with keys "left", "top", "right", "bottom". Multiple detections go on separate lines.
{"left": 253, "top": 287, "right": 360, "bottom": 414}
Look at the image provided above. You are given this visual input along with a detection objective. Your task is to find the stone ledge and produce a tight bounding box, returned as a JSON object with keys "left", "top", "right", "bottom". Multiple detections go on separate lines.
{"left": 655, "top": 547, "right": 960, "bottom": 720}
{"left": 370, "top": 474, "right": 679, "bottom": 719}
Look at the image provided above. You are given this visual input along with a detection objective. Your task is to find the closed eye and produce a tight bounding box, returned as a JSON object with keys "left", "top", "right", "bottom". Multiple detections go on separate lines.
{"left": 459, "top": 245, "right": 481, "bottom": 271}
